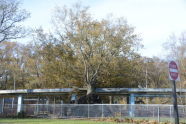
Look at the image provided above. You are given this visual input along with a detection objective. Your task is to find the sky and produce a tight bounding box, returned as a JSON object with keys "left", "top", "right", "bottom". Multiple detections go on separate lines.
{"left": 21, "top": 0, "right": 186, "bottom": 58}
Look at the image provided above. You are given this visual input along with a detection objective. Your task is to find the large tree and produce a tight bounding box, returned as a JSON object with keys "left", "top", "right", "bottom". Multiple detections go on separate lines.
{"left": 0, "top": 0, "right": 30, "bottom": 43}
{"left": 50, "top": 4, "right": 142, "bottom": 95}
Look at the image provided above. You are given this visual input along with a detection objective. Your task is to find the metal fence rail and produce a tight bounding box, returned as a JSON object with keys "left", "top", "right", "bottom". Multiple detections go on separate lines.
{"left": 0, "top": 104, "right": 186, "bottom": 123}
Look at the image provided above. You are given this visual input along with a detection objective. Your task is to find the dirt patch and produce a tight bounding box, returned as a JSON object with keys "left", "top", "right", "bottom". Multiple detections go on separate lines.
{"left": 88, "top": 118, "right": 186, "bottom": 124}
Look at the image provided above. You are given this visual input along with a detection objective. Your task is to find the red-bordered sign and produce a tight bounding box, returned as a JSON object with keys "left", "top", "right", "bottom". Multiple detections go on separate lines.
{"left": 169, "top": 61, "right": 179, "bottom": 81}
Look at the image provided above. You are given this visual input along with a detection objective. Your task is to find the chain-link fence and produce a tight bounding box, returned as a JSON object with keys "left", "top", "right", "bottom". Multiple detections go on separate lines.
{"left": 0, "top": 104, "right": 186, "bottom": 123}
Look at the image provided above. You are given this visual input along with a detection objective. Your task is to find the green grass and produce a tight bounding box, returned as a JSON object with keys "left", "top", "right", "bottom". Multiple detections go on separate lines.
{"left": 0, "top": 119, "right": 120, "bottom": 124}
{"left": 0, "top": 118, "right": 185, "bottom": 124}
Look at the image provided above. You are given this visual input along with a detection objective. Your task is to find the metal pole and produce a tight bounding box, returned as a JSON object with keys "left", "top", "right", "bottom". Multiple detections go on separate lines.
{"left": 158, "top": 106, "right": 160, "bottom": 123}
{"left": 145, "top": 67, "right": 148, "bottom": 89}
{"left": 12, "top": 97, "right": 14, "bottom": 113}
{"left": 153, "top": 106, "right": 154, "bottom": 118}
{"left": 120, "top": 104, "right": 122, "bottom": 120}
{"left": 12, "top": 97, "right": 14, "bottom": 108}
{"left": 170, "top": 105, "right": 172, "bottom": 118}
{"left": 36, "top": 97, "right": 39, "bottom": 115}
{"left": 88, "top": 104, "right": 89, "bottom": 118}
{"left": 145, "top": 67, "right": 148, "bottom": 104}
{"left": 101, "top": 103, "right": 103, "bottom": 118}
{"left": 172, "top": 80, "right": 179, "bottom": 124}
{"left": 54, "top": 97, "right": 55, "bottom": 114}
{"left": 61, "top": 101, "right": 63, "bottom": 117}
{"left": 2, "top": 98, "right": 4, "bottom": 113}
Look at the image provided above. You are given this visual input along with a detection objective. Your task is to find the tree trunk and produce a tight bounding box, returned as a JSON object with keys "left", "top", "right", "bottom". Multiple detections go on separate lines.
{"left": 86, "top": 84, "right": 95, "bottom": 95}
{"left": 77, "top": 83, "right": 101, "bottom": 104}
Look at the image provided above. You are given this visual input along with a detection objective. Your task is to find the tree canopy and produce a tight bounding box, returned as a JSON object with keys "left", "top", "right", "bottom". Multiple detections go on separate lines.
{"left": 32, "top": 4, "right": 143, "bottom": 95}
{"left": 0, "top": 0, "right": 29, "bottom": 42}
{"left": 0, "top": 3, "right": 174, "bottom": 98}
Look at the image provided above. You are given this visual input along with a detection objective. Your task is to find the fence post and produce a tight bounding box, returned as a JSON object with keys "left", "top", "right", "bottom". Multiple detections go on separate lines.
{"left": 153, "top": 106, "right": 154, "bottom": 118}
{"left": 46, "top": 98, "right": 49, "bottom": 113}
{"left": 170, "top": 105, "right": 172, "bottom": 118}
{"left": 88, "top": 104, "right": 89, "bottom": 118}
{"left": 120, "top": 104, "right": 122, "bottom": 120}
{"left": 101, "top": 104, "right": 104, "bottom": 118}
{"left": 61, "top": 103, "right": 62, "bottom": 117}
{"left": 1, "top": 98, "right": 4, "bottom": 114}
{"left": 36, "top": 97, "right": 39, "bottom": 115}
{"left": 53, "top": 96, "right": 56, "bottom": 115}
{"left": 158, "top": 106, "right": 160, "bottom": 123}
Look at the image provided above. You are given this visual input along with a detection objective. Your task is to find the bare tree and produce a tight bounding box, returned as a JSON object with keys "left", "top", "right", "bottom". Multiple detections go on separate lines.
{"left": 0, "top": 0, "right": 30, "bottom": 43}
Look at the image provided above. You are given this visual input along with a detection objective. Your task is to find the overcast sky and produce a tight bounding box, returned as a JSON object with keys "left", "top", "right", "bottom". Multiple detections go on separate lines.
{"left": 21, "top": 0, "right": 186, "bottom": 58}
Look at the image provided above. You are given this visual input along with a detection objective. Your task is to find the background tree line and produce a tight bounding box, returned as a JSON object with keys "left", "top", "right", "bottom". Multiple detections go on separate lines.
{"left": 0, "top": 0, "right": 186, "bottom": 98}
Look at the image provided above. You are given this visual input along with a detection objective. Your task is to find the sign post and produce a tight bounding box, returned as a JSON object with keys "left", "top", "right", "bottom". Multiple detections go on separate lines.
{"left": 168, "top": 61, "right": 179, "bottom": 124}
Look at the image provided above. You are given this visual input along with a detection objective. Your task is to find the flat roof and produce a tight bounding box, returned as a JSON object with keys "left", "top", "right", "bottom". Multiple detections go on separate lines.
{"left": 0, "top": 88, "right": 186, "bottom": 97}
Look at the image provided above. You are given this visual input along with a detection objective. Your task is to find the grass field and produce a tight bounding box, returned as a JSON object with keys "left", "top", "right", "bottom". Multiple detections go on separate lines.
{"left": 0, "top": 118, "right": 185, "bottom": 124}
{"left": 0, "top": 119, "right": 119, "bottom": 124}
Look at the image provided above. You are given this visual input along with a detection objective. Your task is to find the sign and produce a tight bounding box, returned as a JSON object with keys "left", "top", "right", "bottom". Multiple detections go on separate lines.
{"left": 168, "top": 60, "right": 180, "bottom": 124}
{"left": 169, "top": 61, "right": 179, "bottom": 81}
